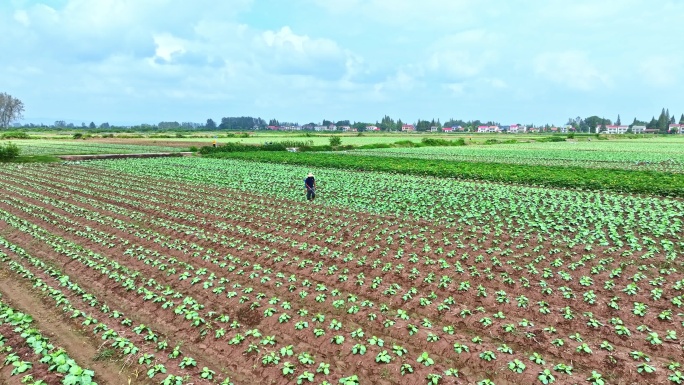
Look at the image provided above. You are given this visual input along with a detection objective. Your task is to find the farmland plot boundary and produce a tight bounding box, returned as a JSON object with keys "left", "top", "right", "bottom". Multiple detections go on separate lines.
{"left": 207, "top": 151, "right": 684, "bottom": 197}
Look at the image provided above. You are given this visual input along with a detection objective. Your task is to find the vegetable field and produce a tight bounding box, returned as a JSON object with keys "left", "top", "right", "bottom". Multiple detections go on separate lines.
{"left": 6, "top": 140, "right": 187, "bottom": 156}
{"left": 344, "top": 139, "right": 684, "bottom": 173}
{"left": 0, "top": 157, "right": 682, "bottom": 385}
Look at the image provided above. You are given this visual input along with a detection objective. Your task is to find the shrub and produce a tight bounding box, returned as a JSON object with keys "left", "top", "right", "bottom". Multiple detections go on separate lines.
{"left": 199, "top": 143, "right": 260, "bottom": 154}
{"left": 0, "top": 131, "right": 30, "bottom": 139}
{"left": 0, "top": 142, "right": 20, "bottom": 161}
{"left": 421, "top": 137, "right": 466, "bottom": 147}
{"left": 535, "top": 136, "right": 566, "bottom": 143}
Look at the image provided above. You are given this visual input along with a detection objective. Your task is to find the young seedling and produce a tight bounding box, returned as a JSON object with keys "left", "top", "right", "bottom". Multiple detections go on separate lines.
{"left": 417, "top": 352, "right": 434, "bottom": 366}
{"left": 508, "top": 359, "right": 526, "bottom": 373}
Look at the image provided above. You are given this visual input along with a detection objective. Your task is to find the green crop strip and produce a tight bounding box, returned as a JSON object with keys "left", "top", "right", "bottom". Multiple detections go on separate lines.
{"left": 207, "top": 151, "right": 684, "bottom": 197}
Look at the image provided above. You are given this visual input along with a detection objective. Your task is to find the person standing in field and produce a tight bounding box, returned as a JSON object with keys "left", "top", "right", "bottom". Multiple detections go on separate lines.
{"left": 304, "top": 172, "right": 316, "bottom": 201}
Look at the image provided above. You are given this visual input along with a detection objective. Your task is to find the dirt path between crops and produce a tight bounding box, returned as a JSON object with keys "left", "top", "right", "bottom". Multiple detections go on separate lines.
{"left": 0, "top": 269, "right": 152, "bottom": 385}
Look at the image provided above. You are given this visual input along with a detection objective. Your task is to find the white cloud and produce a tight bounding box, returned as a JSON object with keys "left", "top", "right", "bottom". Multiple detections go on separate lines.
{"left": 373, "top": 69, "right": 419, "bottom": 95}
{"left": 13, "top": 10, "right": 30, "bottom": 26}
{"left": 1, "top": 0, "right": 683, "bottom": 125}
{"left": 310, "top": 0, "right": 478, "bottom": 25}
{"left": 482, "top": 78, "right": 507, "bottom": 89}
{"left": 255, "top": 26, "right": 351, "bottom": 79}
{"left": 152, "top": 33, "right": 187, "bottom": 62}
{"left": 534, "top": 51, "right": 609, "bottom": 91}
{"left": 639, "top": 57, "right": 681, "bottom": 87}
{"left": 443, "top": 82, "right": 466, "bottom": 95}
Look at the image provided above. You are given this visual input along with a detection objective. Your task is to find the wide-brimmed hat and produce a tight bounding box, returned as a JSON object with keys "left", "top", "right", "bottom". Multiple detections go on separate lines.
{"left": 307, "top": 172, "right": 314, "bottom": 177}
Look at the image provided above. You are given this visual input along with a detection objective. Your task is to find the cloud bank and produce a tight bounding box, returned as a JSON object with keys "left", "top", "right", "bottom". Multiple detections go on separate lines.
{"left": 0, "top": 0, "right": 682, "bottom": 125}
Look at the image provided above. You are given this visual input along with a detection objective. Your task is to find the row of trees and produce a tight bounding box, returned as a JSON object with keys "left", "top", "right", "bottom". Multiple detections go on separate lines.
{"left": 3, "top": 91, "right": 682, "bottom": 134}
{"left": 566, "top": 109, "right": 684, "bottom": 134}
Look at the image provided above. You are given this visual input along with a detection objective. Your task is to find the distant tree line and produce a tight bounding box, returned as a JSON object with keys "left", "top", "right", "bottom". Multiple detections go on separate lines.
{"left": 3, "top": 91, "right": 682, "bottom": 134}
{"left": 566, "top": 108, "right": 684, "bottom": 134}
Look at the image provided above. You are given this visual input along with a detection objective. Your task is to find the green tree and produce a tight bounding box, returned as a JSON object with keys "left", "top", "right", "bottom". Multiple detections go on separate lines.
{"left": 352, "top": 122, "right": 367, "bottom": 131}
{"left": 219, "top": 116, "right": 266, "bottom": 130}
{"left": 584, "top": 116, "right": 603, "bottom": 133}
{"left": 415, "top": 119, "right": 432, "bottom": 131}
{"left": 0, "top": 93, "right": 25, "bottom": 128}
{"left": 379, "top": 115, "right": 396, "bottom": 131}
{"left": 616, "top": 114, "right": 621, "bottom": 125}
{"left": 206, "top": 118, "right": 217, "bottom": 130}
{"left": 655, "top": 108, "right": 670, "bottom": 133}
{"left": 679, "top": 114, "right": 684, "bottom": 124}
{"left": 89, "top": 122, "right": 96, "bottom": 129}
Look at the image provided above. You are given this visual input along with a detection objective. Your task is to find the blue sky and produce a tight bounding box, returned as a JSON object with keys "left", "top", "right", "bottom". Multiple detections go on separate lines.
{"left": 1, "top": 0, "right": 682, "bottom": 126}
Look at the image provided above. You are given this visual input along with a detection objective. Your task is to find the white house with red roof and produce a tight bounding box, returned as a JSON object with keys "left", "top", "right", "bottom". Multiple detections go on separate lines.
{"left": 401, "top": 124, "right": 415, "bottom": 132}
{"left": 507, "top": 124, "right": 525, "bottom": 133}
{"left": 442, "top": 127, "right": 454, "bottom": 133}
{"left": 366, "top": 125, "right": 380, "bottom": 131}
{"left": 669, "top": 123, "right": 684, "bottom": 133}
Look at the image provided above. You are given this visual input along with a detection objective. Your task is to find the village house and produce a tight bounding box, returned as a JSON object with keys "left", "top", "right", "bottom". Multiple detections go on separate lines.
{"left": 401, "top": 124, "right": 415, "bottom": 132}
{"left": 670, "top": 123, "right": 684, "bottom": 133}
{"left": 442, "top": 127, "right": 453, "bottom": 133}
{"left": 603, "top": 125, "right": 629, "bottom": 134}
{"left": 507, "top": 124, "right": 525, "bottom": 133}
{"left": 366, "top": 125, "right": 381, "bottom": 131}
{"left": 477, "top": 125, "right": 499, "bottom": 133}
{"left": 631, "top": 125, "right": 646, "bottom": 134}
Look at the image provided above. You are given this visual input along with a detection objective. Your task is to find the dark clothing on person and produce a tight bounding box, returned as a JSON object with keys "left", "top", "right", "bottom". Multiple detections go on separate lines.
{"left": 305, "top": 176, "right": 316, "bottom": 201}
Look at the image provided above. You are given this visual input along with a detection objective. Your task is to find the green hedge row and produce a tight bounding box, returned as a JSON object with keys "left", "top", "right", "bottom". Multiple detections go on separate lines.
{"left": 207, "top": 151, "right": 684, "bottom": 197}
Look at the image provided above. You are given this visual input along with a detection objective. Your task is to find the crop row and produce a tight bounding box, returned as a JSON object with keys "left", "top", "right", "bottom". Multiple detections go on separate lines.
{"left": 204, "top": 150, "right": 684, "bottom": 196}
{"left": 7, "top": 140, "right": 183, "bottom": 156}
{"left": 0, "top": 178, "right": 467, "bottom": 383}
{"left": 344, "top": 140, "right": 684, "bottom": 173}
{"left": 82, "top": 157, "right": 684, "bottom": 243}
{"left": 6, "top": 167, "right": 683, "bottom": 336}
{"left": 0, "top": 292, "right": 96, "bottom": 385}
{"left": 1, "top": 164, "right": 683, "bottom": 384}
{"left": 0, "top": 230, "right": 227, "bottom": 385}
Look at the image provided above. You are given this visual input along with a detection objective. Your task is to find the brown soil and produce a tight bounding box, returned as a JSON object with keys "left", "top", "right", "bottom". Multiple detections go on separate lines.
{"left": 0, "top": 164, "right": 681, "bottom": 385}
{"left": 0, "top": 272, "right": 145, "bottom": 385}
